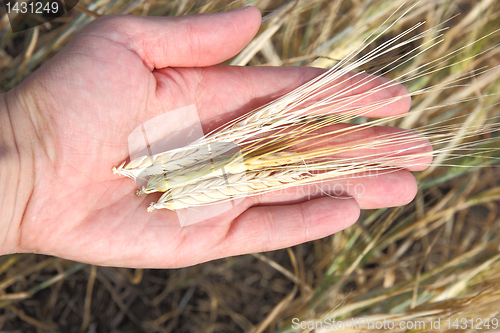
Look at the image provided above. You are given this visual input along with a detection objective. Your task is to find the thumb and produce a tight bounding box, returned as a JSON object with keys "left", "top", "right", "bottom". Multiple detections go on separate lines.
{"left": 84, "top": 7, "right": 262, "bottom": 70}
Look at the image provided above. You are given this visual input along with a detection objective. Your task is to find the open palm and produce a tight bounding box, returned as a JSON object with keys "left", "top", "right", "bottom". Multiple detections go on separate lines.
{"left": 11, "top": 8, "right": 430, "bottom": 267}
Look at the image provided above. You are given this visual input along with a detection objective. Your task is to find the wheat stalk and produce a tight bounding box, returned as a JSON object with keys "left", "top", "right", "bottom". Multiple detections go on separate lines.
{"left": 147, "top": 128, "right": 500, "bottom": 211}
{"left": 113, "top": 2, "right": 500, "bottom": 213}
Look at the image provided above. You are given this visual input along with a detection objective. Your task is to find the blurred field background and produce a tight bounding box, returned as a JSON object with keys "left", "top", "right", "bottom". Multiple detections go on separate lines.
{"left": 1, "top": 0, "right": 500, "bottom": 332}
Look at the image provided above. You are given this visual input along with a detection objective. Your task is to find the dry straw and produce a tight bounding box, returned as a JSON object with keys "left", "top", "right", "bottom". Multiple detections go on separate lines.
{"left": 113, "top": 2, "right": 500, "bottom": 213}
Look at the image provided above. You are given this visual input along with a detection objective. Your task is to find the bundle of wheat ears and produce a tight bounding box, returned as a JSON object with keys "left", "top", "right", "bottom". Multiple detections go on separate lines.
{"left": 113, "top": 3, "right": 500, "bottom": 214}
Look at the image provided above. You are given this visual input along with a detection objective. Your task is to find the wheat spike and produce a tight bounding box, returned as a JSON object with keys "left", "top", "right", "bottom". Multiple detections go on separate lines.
{"left": 113, "top": 2, "right": 500, "bottom": 213}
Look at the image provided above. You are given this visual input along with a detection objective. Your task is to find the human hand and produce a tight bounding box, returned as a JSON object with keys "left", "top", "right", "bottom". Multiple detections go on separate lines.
{"left": 0, "top": 7, "right": 431, "bottom": 267}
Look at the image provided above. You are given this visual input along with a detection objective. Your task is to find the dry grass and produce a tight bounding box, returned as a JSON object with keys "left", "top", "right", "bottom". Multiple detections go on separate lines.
{"left": 1, "top": 0, "right": 500, "bottom": 332}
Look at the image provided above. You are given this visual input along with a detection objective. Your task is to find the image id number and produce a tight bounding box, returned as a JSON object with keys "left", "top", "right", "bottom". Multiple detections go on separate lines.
{"left": 446, "top": 318, "right": 498, "bottom": 330}
{"left": 6, "top": 1, "right": 59, "bottom": 14}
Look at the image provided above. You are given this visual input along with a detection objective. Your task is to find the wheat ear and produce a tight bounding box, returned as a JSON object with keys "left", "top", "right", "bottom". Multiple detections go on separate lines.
{"left": 113, "top": 3, "right": 500, "bottom": 212}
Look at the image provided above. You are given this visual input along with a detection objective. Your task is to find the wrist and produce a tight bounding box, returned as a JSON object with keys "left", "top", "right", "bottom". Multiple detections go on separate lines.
{"left": 0, "top": 90, "right": 36, "bottom": 255}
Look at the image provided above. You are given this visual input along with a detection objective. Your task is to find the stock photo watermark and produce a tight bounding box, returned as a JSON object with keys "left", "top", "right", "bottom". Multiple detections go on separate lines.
{"left": 291, "top": 317, "right": 499, "bottom": 331}
{"left": 126, "top": 105, "right": 383, "bottom": 226}
{"left": 3, "top": 0, "right": 79, "bottom": 33}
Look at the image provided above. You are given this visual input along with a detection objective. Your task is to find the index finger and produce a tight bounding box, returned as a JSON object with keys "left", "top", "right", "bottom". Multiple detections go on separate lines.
{"left": 153, "top": 66, "right": 412, "bottom": 131}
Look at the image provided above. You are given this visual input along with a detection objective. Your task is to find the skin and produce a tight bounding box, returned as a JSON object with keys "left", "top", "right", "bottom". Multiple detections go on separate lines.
{"left": 0, "top": 7, "right": 431, "bottom": 268}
